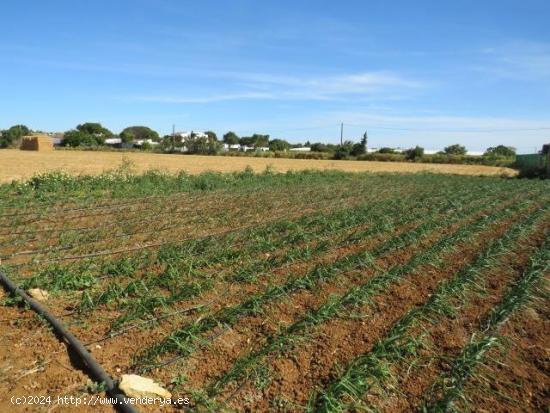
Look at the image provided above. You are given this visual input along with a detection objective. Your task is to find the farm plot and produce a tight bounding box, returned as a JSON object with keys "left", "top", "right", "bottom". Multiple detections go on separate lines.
{"left": 0, "top": 170, "right": 548, "bottom": 413}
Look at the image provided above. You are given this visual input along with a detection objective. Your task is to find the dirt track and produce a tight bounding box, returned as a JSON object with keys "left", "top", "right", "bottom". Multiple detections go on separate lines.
{"left": 0, "top": 149, "right": 515, "bottom": 183}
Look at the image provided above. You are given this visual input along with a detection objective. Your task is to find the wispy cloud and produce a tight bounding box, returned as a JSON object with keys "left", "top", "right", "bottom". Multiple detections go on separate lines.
{"left": 121, "top": 70, "right": 424, "bottom": 104}
{"left": 126, "top": 92, "right": 276, "bottom": 104}
{"left": 475, "top": 40, "right": 550, "bottom": 81}
{"left": 328, "top": 110, "right": 550, "bottom": 131}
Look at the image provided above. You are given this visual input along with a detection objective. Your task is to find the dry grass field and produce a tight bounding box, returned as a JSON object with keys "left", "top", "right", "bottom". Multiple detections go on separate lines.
{"left": 0, "top": 149, "right": 515, "bottom": 182}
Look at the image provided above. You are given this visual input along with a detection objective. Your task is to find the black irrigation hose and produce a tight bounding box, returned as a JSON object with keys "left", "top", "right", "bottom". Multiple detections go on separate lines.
{"left": 0, "top": 268, "right": 139, "bottom": 413}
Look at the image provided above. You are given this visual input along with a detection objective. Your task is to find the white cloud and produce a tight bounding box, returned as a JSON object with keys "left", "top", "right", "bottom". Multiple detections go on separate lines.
{"left": 126, "top": 92, "right": 276, "bottom": 104}
{"left": 122, "top": 70, "right": 423, "bottom": 103}
{"left": 476, "top": 41, "right": 550, "bottom": 81}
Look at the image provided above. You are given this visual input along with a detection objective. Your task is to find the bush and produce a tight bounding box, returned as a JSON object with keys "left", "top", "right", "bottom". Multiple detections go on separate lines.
{"left": 485, "top": 145, "right": 516, "bottom": 158}
{"left": 405, "top": 146, "right": 424, "bottom": 161}
{"left": 443, "top": 144, "right": 467, "bottom": 155}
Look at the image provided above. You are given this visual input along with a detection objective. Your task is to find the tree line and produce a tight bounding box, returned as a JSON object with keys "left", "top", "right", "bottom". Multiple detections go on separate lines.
{"left": 0, "top": 123, "right": 516, "bottom": 161}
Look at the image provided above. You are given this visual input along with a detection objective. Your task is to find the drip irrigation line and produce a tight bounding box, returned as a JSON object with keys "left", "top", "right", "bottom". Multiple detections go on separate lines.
{"left": 84, "top": 303, "right": 207, "bottom": 346}
{"left": 0, "top": 268, "right": 139, "bottom": 413}
{"left": 5, "top": 195, "right": 369, "bottom": 267}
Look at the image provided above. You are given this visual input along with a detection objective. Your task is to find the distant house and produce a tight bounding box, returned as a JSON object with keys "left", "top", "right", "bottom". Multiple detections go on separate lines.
{"left": 290, "top": 147, "right": 311, "bottom": 152}
{"left": 256, "top": 146, "right": 270, "bottom": 152}
{"left": 222, "top": 143, "right": 242, "bottom": 152}
{"left": 134, "top": 139, "right": 160, "bottom": 147}
{"left": 105, "top": 138, "right": 122, "bottom": 145}
{"left": 466, "top": 151, "right": 484, "bottom": 156}
{"left": 175, "top": 131, "right": 208, "bottom": 142}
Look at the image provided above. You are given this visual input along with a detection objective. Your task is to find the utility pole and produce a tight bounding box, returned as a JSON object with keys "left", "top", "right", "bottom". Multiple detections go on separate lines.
{"left": 340, "top": 122, "right": 343, "bottom": 145}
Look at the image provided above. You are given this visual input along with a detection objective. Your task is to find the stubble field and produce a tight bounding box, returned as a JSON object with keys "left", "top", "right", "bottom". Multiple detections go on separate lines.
{"left": 0, "top": 169, "right": 547, "bottom": 413}
{"left": 0, "top": 149, "right": 516, "bottom": 183}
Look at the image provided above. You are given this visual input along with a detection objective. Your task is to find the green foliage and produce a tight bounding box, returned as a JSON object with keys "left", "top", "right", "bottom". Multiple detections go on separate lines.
{"left": 444, "top": 144, "right": 467, "bottom": 155}
{"left": 0, "top": 124, "right": 30, "bottom": 148}
{"left": 76, "top": 122, "right": 112, "bottom": 138}
{"left": 119, "top": 130, "right": 135, "bottom": 143}
{"left": 204, "top": 131, "right": 217, "bottom": 141}
{"left": 405, "top": 145, "right": 425, "bottom": 160}
{"left": 484, "top": 145, "right": 516, "bottom": 158}
{"left": 378, "top": 147, "right": 396, "bottom": 154}
{"left": 222, "top": 131, "right": 239, "bottom": 145}
{"left": 310, "top": 142, "right": 337, "bottom": 153}
{"left": 332, "top": 141, "right": 354, "bottom": 160}
{"left": 61, "top": 130, "right": 104, "bottom": 146}
{"left": 239, "top": 134, "right": 270, "bottom": 148}
{"left": 185, "top": 137, "right": 221, "bottom": 154}
{"left": 350, "top": 141, "right": 366, "bottom": 156}
{"left": 268, "top": 138, "right": 290, "bottom": 151}
{"left": 120, "top": 126, "right": 159, "bottom": 142}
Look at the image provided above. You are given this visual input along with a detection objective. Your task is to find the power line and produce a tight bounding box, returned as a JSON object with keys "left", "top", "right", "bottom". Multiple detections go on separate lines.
{"left": 344, "top": 124, "right": 550, "bottom": 133}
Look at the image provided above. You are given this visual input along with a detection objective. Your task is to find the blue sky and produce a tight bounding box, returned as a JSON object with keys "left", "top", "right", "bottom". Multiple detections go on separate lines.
{"left": 1, "top": 0, "right": 549, "bottom": 153}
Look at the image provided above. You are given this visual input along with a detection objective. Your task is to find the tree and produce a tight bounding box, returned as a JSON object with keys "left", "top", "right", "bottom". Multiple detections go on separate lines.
{"left": 405, "top": 146, "right": 424, "bottom": 160}
{"left": 223, "top": 131, "right": 240, "bottom": 145}
{"left": 76, "top": 122, "right": 112, "bottom": 138}
{"left": 205, "top": 131, "right": 218, "bottom": 141}
{"left": 444, "top": 144, "right": 467, "bottom": 155}
{"left": 239, "top": 136, "right": 255, "bottom": 147}
{"left": 120, "top": 126, "right": 159, "bottom": 142}
{"left": 251, "top": 134, "right": 269, "bottom": 148}
{"left": 332, "top": 141, "right": 354, "bottom": 160}
{"left": 484, "top": 145, "right": 516, "bottom": 158}
{"left": 350, "top": 133, "right": 368, "bottom": 156}
{"left": 186, "top": 137, "right": 221, "bottom": 154}
{"left": 0, "top": 124, "right": 30, "bottom": 148}
{"left": 62, "top": 130, "right": 102, "bottom": 147}
{"left": 269, "top": 139, "right": 290, "bottom": 151}
{"left": 120, "top": 130, "right": 135, "bottom": 144}
{"left": 311, "top": 142, "right": 337, "bottom": 153}
{"left": 378, "top": 147, "right": 395, "bottom": 154}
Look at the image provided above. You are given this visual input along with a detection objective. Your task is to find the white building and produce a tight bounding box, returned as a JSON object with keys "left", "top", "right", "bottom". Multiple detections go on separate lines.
{"left": 175, "top": 131, "right": 209, "bottom": 141}
{"left": 105, "top": 137, "right": 122, "bottom": 145}
{"left": 290, "top": 147, "right": 311, "bottom": 152}
{"left": 134, "top": 139, "right": 160, "bottom": 147}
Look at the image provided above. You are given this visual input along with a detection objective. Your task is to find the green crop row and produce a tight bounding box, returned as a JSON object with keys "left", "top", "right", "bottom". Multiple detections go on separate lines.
{"left": 134, "top": 185, "right": 523, "bottom": 373}
{"left": 203, "top": 195, "right": 539, "bottom": 401}
{"left": 310, "top": 205, "right": 549, "bottom": 413}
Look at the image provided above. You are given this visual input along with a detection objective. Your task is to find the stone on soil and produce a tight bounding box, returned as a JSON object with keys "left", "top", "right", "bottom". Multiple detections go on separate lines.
{"left": 119, "top": 374, "right": 171, "bottom": 399}
{"left": 27, "top": 288, "right": 49, "bottom": 301}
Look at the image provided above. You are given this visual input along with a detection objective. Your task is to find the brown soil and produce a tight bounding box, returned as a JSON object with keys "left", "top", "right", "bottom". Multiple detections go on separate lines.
{"left": 452, "top": 280, "right": 550, "bottom": 412}
{"left": 0, "top": 302, "right": 114, "bottom": 413}
{"left": 211, "top": 204, "right": 542, "bottom": 412}
{"left": 1, "top": 178, "right": 547, "bottom": 413}
{"left": 367, "top": 220, "right": 550, "bottom": 412}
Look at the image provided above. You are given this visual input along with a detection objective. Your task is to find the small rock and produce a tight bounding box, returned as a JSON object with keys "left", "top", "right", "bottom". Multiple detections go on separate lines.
{"left": 27, "top": 288, "right": 49, "bottom": 301}
{"left": 119, "top": 374, "right": 171, "bottom": 399}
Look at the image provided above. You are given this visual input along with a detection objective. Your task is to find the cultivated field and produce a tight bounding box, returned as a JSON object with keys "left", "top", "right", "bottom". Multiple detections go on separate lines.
{"left": 0, "top": 149, "right": 516, "bottom": 183}
{"left": 0, "top": 170, "right": 548, "bottom": 412}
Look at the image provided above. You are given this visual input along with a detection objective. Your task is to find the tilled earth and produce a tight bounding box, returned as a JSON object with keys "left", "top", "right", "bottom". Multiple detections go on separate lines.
{"left": 0, "top": 172, "right": 548, "bottom": 413}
